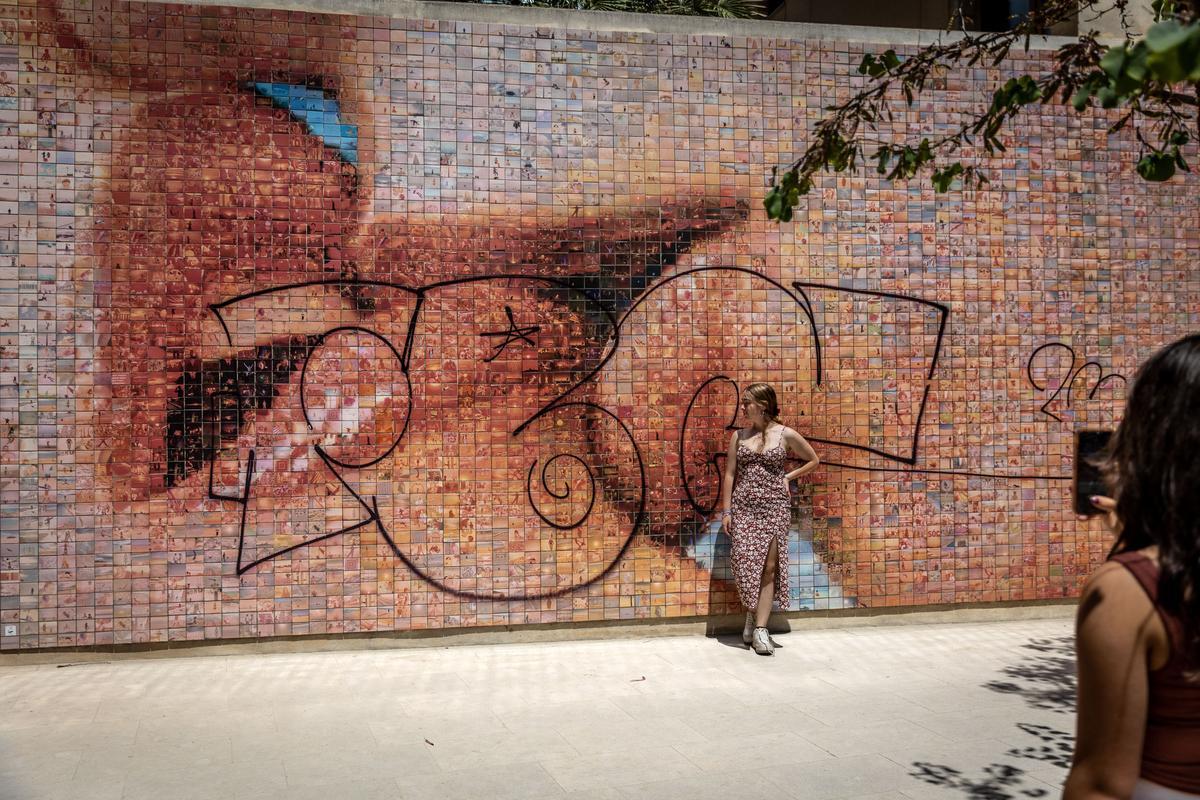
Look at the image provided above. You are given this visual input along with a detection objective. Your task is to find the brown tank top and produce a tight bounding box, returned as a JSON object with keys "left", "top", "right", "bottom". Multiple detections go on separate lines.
{"left": 1110, "top": 551, "right": 1200, "bottom": 793}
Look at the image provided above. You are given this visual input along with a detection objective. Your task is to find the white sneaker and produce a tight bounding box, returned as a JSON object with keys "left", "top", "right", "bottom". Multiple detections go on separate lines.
{"left": 742, "top": 612, "right": 754, "bottom": 645}
{"left": 752, "top": 627, "right": 774, "bottom": 656}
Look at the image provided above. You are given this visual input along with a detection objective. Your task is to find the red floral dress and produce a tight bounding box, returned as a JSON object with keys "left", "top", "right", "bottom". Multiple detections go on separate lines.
{"left": 730, "top": 435, "right": 791, "bottom": 610}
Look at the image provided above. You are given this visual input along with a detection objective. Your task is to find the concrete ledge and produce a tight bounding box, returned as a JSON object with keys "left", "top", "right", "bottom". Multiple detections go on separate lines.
{"left": 0, "top": 600, "right": 1075, "bottom": 665}
{"left": 147, "top": 0, "right": 1080, "bottom": 50}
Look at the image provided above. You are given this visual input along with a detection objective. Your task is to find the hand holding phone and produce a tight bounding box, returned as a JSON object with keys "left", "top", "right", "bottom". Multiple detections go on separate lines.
{"left": 1074, "top": 430, "right": 1113, "bottom": 517}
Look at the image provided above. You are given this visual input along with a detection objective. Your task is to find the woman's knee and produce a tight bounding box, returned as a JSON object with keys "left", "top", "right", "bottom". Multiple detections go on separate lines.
{"left": 761, "top": 542, "right": 779, "bottom": 578}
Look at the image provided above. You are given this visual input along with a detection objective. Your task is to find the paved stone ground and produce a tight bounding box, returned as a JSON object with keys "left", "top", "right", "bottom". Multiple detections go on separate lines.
{"left": 0, "top": 617, "right": 1078, "bottom": 800}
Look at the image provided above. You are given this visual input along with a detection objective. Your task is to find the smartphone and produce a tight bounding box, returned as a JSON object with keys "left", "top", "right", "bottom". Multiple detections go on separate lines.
{"left": 1074, "top": 429, "right": 1113, "bottom": 516}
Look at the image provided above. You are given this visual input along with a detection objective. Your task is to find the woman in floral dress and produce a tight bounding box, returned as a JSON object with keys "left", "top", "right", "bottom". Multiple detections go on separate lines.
{"left": 718, "top": 383, "right": 820, "bottom": 655}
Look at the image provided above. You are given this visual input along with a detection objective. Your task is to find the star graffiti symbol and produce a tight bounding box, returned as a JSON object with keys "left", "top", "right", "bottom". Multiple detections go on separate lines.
{"left": 480, "top": 305, "right": 541, "bottom": 363}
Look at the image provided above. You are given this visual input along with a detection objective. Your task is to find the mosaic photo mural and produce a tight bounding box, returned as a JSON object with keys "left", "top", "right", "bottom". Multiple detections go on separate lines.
{"left": 1, "top": 0, "right": 1198, "bottom": 649}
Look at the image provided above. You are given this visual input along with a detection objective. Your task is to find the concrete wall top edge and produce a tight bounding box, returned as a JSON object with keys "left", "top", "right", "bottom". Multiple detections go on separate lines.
{"left": 146, "top": 0, "right": 1081, "bottom": 49}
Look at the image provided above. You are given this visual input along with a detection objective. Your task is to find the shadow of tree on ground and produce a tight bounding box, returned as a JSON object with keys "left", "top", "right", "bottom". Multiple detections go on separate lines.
{"left": 905, "top": 635, "right": 1078, "bottom": 798}
{"left": 982, "top": 635, "right": 1076, "bottom": 713}
{"left": 1005, "top": 722, "right": 1074, "bottom": 769}
{"left": 910, "top": 762, "right": 1050, "bottom": 800}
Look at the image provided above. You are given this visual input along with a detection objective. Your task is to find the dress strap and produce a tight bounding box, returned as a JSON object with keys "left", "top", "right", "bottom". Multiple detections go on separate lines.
{"left": 1109, "top": 550, "right": 1186, "bottom": 669}
{"left": 1110, "top": 551, "right": 1159, "bottom": 602}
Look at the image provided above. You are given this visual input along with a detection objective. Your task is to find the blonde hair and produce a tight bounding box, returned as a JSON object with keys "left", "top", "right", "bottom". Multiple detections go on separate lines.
{"left": 744, "top": 382, "right": 781, "bottom": 422}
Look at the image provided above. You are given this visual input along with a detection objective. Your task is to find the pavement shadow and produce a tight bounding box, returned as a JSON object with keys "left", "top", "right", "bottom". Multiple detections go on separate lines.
{"left": 1005, "top": 722, "right": 1074, "bottom": 769}
{"left": 706, "top": 626, "right": 789, "bottom": 651}
{"left": 982, "top": 635, "right": 1076, "bottom": 713}
{"left": 906, "top": 722, "right": 1075, "bottom": 800}
{"left": 710, "top": 634, "right": 748, "bottom": 650}
{"left": 909, "top": 762, "right": 1051, "bottom": 799}
{"left": 904, "top": 634, "right": 1078, "bottom": 799}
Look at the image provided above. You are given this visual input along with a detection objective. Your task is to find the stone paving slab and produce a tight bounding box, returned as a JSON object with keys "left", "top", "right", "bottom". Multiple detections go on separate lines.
{"left": 0, "top": 618, "right": 1077, "bottom": 800}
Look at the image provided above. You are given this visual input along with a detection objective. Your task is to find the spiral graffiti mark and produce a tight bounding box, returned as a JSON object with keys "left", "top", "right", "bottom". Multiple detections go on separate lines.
{"left": 203, "top": 270, "right": 1069, "bottom": 593}
{"left": 298, "top": 325, "right": 411, "bottom": 470}
{"left": 527, "top": 453, "right": 597, "bottom": 531}
{"left": 679, "top": 375, "right": 740, "bottom": 516}
{"left": 372, "top": 401, "right": 645, "bottom": 601}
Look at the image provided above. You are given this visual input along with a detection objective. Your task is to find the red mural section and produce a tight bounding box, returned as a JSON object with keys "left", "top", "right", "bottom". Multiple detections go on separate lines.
{"left": 1, "top": 0, "right": 1197, "bottom": 649}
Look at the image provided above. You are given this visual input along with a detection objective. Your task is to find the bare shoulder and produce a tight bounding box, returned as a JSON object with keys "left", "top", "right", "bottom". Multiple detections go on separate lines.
{"left": 1077, "top": 557, "right": 1158, "bottom": 632}
{"left": 781, "top": 426, "right": 817, "bottom": 455}
{"left": 1079, "top": 551, "right": 1172, "bottom": 669}
{"left": 1081, "top": 559, "right": 1145, "bottom": 603}
{"left": 1082, "top": 558, "right": 1143, "bottom": 593}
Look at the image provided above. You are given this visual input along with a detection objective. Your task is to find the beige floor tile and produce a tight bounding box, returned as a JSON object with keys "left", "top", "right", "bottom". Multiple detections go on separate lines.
{"left": 368, "top": 710, "right": 510, "bottom": 745}
{"left": 677, "top": 701, "right": 828, "bottom": 740}
{"left": 394, "top": 761, "right": 564, "bottom": 800}
{"left": 236, "top": 777, "right": 403, "bottom": 800}
{"left": 422, "top": 729, "right": 580, "bottom": 771}
{"left": 672, "top": 730, "right": 834, "bottom": 771}
{"left": 553, "top": 716, "right": 708, "bottom": 755}
{"left": 799, "top": 719, "right": 954, "bottom": 758}
{"left": 538, "top": 746, "right": 697, "bottom": 792}
{"left": 498, "top": 699, "right": 635, "bottom": 734}
{"left": 14, "top": 775, "right": 125, "bottom": 800}
{"left": 281, "top": 745, "right": 438, "bottom": 788}
{"left": 616, "top": 767, "right": 790, "bottom": 800}
{"left": 120, "top": 759, "right": 288, "bottom": 800}
{"left": 769, "top": 753, "right": 920, "bottom": 800}
{"left": 0, "top": 617, "right": 1077, "bottom": 800}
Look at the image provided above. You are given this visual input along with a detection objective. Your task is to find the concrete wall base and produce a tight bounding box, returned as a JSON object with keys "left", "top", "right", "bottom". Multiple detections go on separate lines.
{"left": 0, "top": 600, "right": 1075, "bottom": 666}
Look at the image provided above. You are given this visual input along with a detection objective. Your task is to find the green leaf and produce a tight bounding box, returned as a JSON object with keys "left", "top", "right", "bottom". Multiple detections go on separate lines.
{"left": 875, "top": 147, "right": 892, "bottom": 175}
{"left": 1142, "top": 24, "right": 1200, "bottom": 82}
{"left": 1099, "top": 46, "right": 1128, "bottom": 79}
{"left": 1012, "top": 75, "right": 1043, "bottom": 104}
{"left": 931, "top": 163, "right": 965, "bottom": 192}
{"left": 765, "top": 170, "right": 813, "bottom": 221}
{"left": 1152, "top": 0, "right": 1175, "bottom": 21}
{"left": 1096, "top": 42, "right": 1152, "bottom": 97}
{"left": 764, "top": 188, "right": 783, "bottom": 219}
{"left": 1137, "top": 152, "right": 1177, "bottom": 181}
{"left": 858, "top": 49, "right": 901, "bottom": 77}
{"left": 707, "top": 0, "right": 766, "bottom": 18}
{"left": 1124, "top": 48, "right": 1149, "bottom": 84}
{"left": 1145, "top": 20, "right": 1191, "bottom": 53}
{"left": 858, "top": 54, "right": 881, "bottom": 77}
{"left": 1070, "top": 87, "right": 1093, "bottom": 112}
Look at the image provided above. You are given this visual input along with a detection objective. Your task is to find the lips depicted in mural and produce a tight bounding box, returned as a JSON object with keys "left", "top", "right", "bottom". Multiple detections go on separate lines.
{"left": 85, "top": 74, "right": 965, "bottom": 616}
{"left": 90, "top": 82, "right": 769, "bottom": 615}
{"left": 12, "top": 0, "right": 1153, "bottom": 649}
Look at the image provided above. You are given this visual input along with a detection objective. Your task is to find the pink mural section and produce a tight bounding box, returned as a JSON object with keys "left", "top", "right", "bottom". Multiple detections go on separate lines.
{"left": 1, "top": 0, "right": 1198, "bottom": 649}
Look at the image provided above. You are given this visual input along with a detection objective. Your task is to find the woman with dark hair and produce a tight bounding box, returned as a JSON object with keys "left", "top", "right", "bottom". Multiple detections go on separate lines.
{"left": 1065, "top": 333, "right": 1200, "bottom": 800}
{"left": 718, "top": 382, "right": 820, "bottom": 655}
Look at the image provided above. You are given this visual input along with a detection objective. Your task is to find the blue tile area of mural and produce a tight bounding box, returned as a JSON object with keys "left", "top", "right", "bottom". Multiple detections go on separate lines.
{"left": 689, "top": 523, "right": 855, "bottom": 612}
{"left": 251, "top": 82, "right": 359, "bottom": 164}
